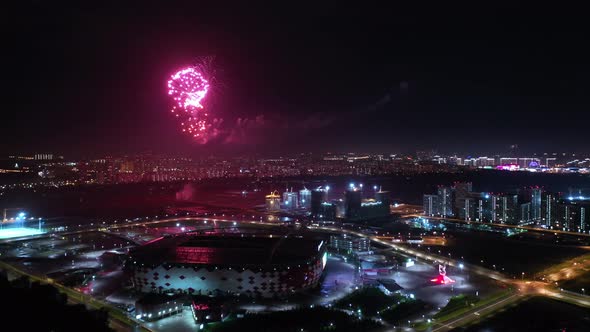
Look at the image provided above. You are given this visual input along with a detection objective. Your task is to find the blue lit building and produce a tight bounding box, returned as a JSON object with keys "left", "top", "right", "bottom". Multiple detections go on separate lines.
{"left": 423, "top": 194, "right": 439, "bottom": 216}
{"left": 299, "top": 187, "right": 311, "bottom": 209}
{"left": 282, "top": 190, "right": 299, "bottom": 210}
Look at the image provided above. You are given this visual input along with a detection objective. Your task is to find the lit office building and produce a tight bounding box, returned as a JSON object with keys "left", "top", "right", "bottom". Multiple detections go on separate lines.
{"left": 135, "top": 294, "right": 183, "bottom": 321}
{"left": 329, "top": 234, "right": 370, "bottom": 253}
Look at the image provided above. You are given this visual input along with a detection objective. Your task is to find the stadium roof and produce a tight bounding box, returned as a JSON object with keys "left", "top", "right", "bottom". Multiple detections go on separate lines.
{"left": 128, "top": 234, "right": 324, "bottom": 266}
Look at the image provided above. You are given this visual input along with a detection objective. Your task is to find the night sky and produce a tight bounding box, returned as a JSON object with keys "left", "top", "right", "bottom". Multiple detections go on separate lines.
{"left": 2, "top": 3, "right": 589, "bottom": 157}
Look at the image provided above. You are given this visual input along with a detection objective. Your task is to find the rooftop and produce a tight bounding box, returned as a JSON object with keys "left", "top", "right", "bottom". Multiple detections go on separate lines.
{"left": 128, "top": 234, "right": 325, "bottom": 266}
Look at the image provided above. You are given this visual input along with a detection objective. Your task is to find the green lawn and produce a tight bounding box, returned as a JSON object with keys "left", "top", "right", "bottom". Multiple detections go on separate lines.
{"left": 433, "top": 289, "right": 513, "bottom": 323}
{"left": 434, "top": 294, "right": 479, "bottom": 319}
{"left": 379, "top": 299, "right": 427, "bottom": 324}
{"left": 208, "top": 307, "right": 381, "bottom": 332}
{"left": 333, "top": 287, "right": 404, "bottom": 315}
{"left": 558, "top": 270, "right": 590, "bottom": 294}
{"left": 460, "top": 296, "right": 590, "bottom": 332}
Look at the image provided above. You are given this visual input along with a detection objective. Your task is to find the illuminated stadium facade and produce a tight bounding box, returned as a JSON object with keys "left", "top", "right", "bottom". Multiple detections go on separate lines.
{"left": 126, "top": 234, "right": 327, "bottom": 298}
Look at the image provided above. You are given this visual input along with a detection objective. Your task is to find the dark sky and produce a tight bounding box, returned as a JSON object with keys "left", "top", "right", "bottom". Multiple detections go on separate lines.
{"left": 2, "top": 2, "right": 589, "bottom": 157}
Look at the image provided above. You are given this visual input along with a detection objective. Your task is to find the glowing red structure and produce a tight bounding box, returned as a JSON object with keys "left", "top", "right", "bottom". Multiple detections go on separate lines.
{"left": 167, "top": 66, "right": 211, "bottom": 141}
{"left": 431, "top": 264, "right": 455, "bottom": 285}
{"left": 126, "top": 234, "right": 327, "bottom": 298}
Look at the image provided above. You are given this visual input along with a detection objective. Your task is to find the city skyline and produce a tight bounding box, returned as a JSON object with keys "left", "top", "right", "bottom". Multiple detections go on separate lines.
{"left": 2, "top": 3, "right": 590, "bottom": 156}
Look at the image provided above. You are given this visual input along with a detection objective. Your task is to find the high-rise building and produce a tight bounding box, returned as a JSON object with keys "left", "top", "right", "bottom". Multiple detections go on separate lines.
{"left": 265, "top": 191, "right": 281, "bottom": 212}
{"left": 317, "top": 202, "right": 337, "bottom": 221}
{"left": 454, "top": 182, "right": 473, "bottom": 216}
{"left": 299, "top": 188, "right": 311, "bottom": 209}
{"left": 423, "top": 194, "right": 439, "bottom": 216}
{"left": 311, "top": 188, "right": 328, "bottom": 218}
{"left": 345, "top": 189, "right": 362, "bottom": 220}
{"left": 459, "top": 197, "right": 477, "bottom": 221}
{"left": 530, "top": 187, "right": 543, "bottom": 221}
{"left": 437, "top": 186, "right": 454, "bottom": 217}
{"left": 474, "top": 193, "right": 494, "bottom": 222}
{"left": 374, "top": 190, "right": 391, "bottom": 216}
{"left": 282, "top": 190, "right": 299, "bottom": 210}
{"left": 375, "top": 190, "right": 391, "bottom": 208}
{"left": 491, "top": 194, "right": 518, "bottom": 224}
{"left": 333, "top": 199, "right": 346, "bottom": 218}
{"left": 360, "top": 199, "right": 389, "bottom": 219}
{"left": 557, "top": 198, "right": 589, "bottom": 232}
{"left": 520, "top": 202, "right": 532, "bottom": 223}
{"left": 541, "top": 192, "right": 559, "bottom": 227}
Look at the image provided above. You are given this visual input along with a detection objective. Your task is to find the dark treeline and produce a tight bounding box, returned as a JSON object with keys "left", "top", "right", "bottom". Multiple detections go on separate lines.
{"left": 0, "top": 271, "right": 112, "bottom": 332}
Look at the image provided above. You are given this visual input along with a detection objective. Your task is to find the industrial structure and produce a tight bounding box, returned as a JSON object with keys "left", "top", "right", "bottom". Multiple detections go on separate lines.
{"left": 265, "top": 191, "right": 281, "bottom": 212}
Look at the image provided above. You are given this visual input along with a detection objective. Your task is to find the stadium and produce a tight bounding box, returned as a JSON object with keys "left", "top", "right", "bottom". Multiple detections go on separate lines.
{"left": 125, "top": 233, "right": 327, "bottom": 298}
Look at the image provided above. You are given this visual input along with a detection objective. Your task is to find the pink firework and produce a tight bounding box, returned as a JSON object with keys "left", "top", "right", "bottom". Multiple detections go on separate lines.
{"left": 167, "top": 66, "right": 211, "bottom": 139}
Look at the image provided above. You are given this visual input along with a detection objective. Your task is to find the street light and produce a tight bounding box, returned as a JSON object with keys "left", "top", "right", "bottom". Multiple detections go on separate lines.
{"left": 521, "top": 272, "right": 525, "bottom": 280}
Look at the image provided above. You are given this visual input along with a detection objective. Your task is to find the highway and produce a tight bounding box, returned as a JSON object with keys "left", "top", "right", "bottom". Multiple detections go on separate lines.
{"left": 431, "top": 293, "right": 524, "bottom": 332}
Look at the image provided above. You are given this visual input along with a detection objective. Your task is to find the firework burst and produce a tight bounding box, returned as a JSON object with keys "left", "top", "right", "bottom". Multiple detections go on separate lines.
{"left": 167, "top": 63, "right": 216, "bottom": 142}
